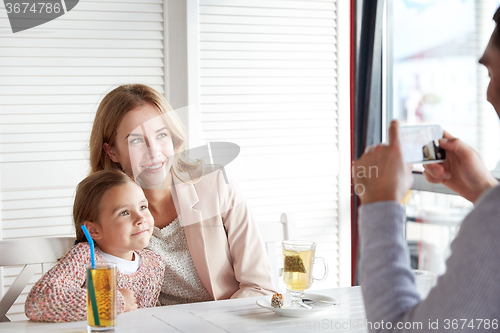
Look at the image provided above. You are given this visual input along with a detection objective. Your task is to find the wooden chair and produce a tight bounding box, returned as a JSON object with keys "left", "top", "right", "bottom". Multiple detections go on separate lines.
{"left": 257, "top": 213, "right": 298, "bottom": 290}
{"left": 0, "top": 237, "right": 75, "bottom": 322}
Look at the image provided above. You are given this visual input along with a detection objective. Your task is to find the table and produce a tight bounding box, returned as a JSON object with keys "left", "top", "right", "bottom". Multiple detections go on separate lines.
{"left": 0, "top": 287, "right": 368, "bottom": 333}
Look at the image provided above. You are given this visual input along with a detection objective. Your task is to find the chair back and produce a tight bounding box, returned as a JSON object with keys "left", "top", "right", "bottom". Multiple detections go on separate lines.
{"left": 0, "top": 237, "right": 75, "bottom": 322}
{"left": 257, "top": 213, "right": 298, "bottom": 290}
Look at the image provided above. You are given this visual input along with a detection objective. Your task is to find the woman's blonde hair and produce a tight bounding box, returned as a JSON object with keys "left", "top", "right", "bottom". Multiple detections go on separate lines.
{"left": 89, "top": 84, "right": 200, "bottom": 182}
{"left": 73, "top": 170, "right": 133, "bottom": 243}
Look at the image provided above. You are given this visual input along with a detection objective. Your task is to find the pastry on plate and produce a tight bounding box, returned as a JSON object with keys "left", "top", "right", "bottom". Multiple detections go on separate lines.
{"left": 271, "top": 293, "right": 284, "bottom": 308}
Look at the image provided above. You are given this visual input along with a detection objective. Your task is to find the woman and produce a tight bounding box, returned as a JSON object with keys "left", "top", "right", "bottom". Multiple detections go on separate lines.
{"left": 89, "top": 84, "right": 277, "bottom": 305}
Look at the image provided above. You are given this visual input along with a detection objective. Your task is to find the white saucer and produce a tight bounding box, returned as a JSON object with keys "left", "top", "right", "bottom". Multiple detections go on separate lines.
{"left": 256, "top": 293, "right": 339, "bottom": 317}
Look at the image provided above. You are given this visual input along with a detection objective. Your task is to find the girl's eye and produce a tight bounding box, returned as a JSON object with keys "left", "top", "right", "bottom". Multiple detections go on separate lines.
{"left": 140, "top": 205, "right": 148, "bottom": 211}
{"left": 119, "top": 210, "right": 130, "bottom": 216}
{"left": 157, "top": 132, "right": 168, "bottom": 139}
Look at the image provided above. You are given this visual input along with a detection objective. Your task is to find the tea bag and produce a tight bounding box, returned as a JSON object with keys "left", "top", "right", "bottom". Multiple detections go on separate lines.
{"left": 284, "top": 255, "right": 306, "bottom": 273}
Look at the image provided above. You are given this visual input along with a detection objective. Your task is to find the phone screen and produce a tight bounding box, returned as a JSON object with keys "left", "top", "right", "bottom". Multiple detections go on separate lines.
{"left": 399, "top": 125, "right": 446, "bottom": 164}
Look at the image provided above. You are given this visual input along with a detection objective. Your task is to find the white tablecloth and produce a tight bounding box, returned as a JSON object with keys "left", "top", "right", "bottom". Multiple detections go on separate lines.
{"left": 0, "top": 286, "right": 368, "bottom": 333}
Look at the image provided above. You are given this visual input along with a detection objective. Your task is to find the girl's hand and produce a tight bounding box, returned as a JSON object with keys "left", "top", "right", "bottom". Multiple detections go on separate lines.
{"left": 423, "top": 131, "right": 498, "bottom": 203}
{"left": 353, "top": 120, "right": 414, "bottom": 205}
{"left": 119, "top": 289, "right": 138, "bottom": 312}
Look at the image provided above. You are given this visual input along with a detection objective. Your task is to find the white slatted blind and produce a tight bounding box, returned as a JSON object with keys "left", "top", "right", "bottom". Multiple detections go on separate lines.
{"left": 196, "top": 0, "right": 350, "bottom": 289}
{"left": 0, "top": 0, "right": 165, "bottom": 320}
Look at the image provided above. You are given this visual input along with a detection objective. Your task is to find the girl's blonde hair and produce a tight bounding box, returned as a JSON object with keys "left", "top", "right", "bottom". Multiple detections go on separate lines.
{"left": 89, "top": 84, "right": 200, "bottom": 182}
{"left": 73, "top": 170, "right": 133, "bottom": 243}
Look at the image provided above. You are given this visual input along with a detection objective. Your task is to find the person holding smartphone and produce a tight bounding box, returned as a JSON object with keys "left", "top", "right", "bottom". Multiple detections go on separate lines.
{"left": 353, "top": 6, "right": 500, "bottom": 332}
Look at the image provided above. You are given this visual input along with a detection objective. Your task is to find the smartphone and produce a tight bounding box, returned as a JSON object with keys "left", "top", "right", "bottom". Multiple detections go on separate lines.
{"left": 399, "top": 125, "right": 446, "bottom": 164}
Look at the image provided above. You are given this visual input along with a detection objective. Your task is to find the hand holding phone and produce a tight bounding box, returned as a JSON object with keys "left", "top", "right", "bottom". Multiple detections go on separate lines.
{"left": 423, "top": 130, "right": 498, "bottom": 203}
{"left": 399, "top": 125, "right": 446, "bottom": 164}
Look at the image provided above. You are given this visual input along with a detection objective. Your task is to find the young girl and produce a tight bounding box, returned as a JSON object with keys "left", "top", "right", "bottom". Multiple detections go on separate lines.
{"left": 25, "top": 170, "right": 165, "bottom": 322}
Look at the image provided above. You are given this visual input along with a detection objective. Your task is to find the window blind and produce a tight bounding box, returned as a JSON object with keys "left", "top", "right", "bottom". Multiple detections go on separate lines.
{"left": 196, "top": 0, "right": 350, "bottom": 289}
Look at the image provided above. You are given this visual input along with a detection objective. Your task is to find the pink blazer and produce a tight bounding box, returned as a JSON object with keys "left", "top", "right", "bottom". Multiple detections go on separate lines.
{"left": 171, "top": 169, "right": 278, "bottom": 300}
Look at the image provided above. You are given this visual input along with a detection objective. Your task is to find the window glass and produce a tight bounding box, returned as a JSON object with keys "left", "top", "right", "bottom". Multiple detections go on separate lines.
{"left": 387, "top": 0, "right": 500, "bottom": 275}
{"left": 389, "top": 0, "right": 500, "bottom": 172}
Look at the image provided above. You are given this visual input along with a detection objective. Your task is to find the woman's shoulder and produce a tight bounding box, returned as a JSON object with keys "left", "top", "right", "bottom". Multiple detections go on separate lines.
{"left": 180, "top": 164, "right": 222, "bottom": 185}
{"left": 175, "top": 166, "right": 246, "bottom": 215}
{"left": 175, "top": 166, "right": 228, "bottom": 193}
{"left": 193, "top": 166, "right": 240, "bottom": 192}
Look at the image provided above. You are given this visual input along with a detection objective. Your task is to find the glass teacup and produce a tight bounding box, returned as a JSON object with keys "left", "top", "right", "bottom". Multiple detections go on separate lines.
{"left": 282, "top": 240, "right": 328, "bottom": 305}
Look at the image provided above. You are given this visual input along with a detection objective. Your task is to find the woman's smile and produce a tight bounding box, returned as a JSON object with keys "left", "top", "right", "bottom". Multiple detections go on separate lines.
{"left": 142, "top": 161, "right": 166, "bottom": 172}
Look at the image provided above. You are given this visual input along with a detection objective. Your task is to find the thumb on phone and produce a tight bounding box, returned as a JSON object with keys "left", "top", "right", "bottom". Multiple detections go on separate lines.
{"left": 438, "top": 137, "right": 464, "bottom": 155}
{"left": 438, "top": 130, "right": 467, "bottom": 155}
{"left": 388, "top": 120, "right": 401, "bottom": 149}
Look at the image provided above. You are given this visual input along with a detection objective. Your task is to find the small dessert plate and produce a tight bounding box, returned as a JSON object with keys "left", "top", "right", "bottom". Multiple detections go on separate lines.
{"left": 256, "top": 293, "right": 339, "bottom": 317}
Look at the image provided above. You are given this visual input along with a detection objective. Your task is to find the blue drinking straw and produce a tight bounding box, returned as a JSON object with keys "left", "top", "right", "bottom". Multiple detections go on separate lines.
{"left": 81, "top": 225, "right": 100, "bottom": 326}
{"left": 81, "top": 225, "right": 96, "bottom": 269}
